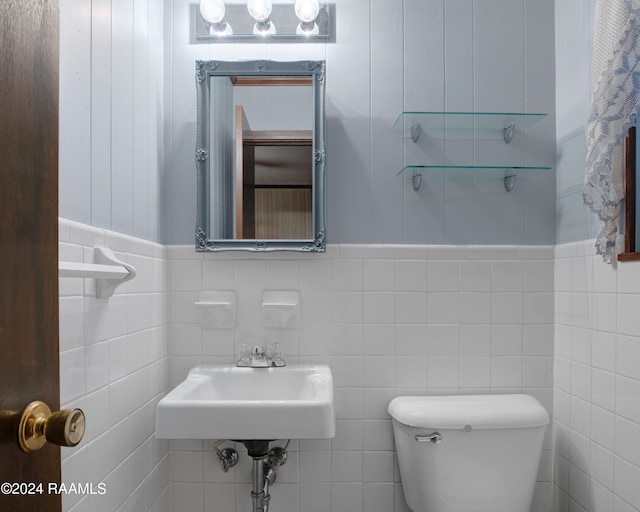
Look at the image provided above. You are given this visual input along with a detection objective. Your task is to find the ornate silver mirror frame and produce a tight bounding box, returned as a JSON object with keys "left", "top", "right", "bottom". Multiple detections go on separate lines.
{"left": 195, "top": 60, "right": 326, "bottom": 252}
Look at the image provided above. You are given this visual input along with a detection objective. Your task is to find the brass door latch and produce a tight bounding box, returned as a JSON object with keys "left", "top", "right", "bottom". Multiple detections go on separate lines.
{"left": 18, "top": 401, "right": 85, "bottom": 453}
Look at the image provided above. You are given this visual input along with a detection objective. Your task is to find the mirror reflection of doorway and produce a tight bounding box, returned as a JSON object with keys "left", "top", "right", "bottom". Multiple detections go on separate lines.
{"left": 242, "top": 135, "right": 312, "bottom": 239}
{"left": 234, "top": 97, "right": 313, "bottom": 240}
{"left": 230, "top": 76, "right": 314, "bottom": 241}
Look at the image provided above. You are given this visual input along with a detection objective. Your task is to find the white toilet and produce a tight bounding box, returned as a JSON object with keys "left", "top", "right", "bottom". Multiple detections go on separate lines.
{"left": 389, "top": 394, "right": 549, "bottom": 512}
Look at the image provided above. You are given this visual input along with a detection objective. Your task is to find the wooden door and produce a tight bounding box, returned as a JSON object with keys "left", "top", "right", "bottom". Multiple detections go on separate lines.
{"left": 0, "top": 1, "right": 62, "bottom": 510}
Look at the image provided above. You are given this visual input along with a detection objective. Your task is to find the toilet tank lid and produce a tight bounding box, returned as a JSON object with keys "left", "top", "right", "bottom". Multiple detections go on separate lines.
{"left": 388, "top": 394, "right": 549, "bottom": 429}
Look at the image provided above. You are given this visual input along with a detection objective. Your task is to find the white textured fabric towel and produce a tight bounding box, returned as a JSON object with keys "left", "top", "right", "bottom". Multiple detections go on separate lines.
{"left": 584, "top": 0, "right": 640, "bottom": 262}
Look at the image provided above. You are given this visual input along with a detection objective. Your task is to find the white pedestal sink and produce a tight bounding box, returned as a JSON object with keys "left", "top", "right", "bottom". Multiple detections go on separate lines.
{"left": 155, "top": 364, "right": 335, "bottom": 440}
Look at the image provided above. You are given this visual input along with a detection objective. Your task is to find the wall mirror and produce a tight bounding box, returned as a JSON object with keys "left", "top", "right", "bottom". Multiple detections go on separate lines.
{"left": 195, "top": 60, "right": 326, "bottom": 252}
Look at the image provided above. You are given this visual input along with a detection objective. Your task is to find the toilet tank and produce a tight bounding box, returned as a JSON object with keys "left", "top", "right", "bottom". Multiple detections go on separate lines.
{"left": 389, "top": 394, "right": 549, "bottom": 512}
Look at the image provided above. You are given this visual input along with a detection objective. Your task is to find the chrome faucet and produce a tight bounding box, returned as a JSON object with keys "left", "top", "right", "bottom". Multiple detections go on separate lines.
{"left": 236, "top": 344, "right": 286, "bottom": 368}
{"left": 249, "top": 345, "right": 269, "bottom": 367}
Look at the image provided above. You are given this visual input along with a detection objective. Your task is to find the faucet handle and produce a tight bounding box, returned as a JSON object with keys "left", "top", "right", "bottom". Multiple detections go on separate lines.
{"left": 236, "top": 343, "right": 259, "bottom": 367}
{"left": 267, "top": 342, "right": 286, "bottom": 367}
{"left": 237, "top": 343, "right": 251, "bottom": 365}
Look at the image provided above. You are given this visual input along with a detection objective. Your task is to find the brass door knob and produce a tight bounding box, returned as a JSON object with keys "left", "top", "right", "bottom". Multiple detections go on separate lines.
{"left": 18, "top": 401, "right": 85, "bottom": 453}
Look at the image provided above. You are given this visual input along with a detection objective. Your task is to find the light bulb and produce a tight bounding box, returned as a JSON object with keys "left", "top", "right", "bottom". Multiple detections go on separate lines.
{"left": 200, "top": 0, "right": 232, "bottom": 36}
{"left": 295, "top": 0, "right": 319, "bottom": 35}
{"left": 200, "top": 0, "right": 225, "bottom": 23}
{"left": 247, "top": 0, "right": 272, "bottom": 22}
{"left": 295, "top": 0, "right": 319, "bottom": 23}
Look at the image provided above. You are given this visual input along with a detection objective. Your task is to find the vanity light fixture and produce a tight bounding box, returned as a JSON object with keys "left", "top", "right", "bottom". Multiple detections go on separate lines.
{"left": 294, "top": 0, "right": 320, "bottom": 35}
{"left": 193, "top": 1, "right": 331, "bottom": 42}
{"left": 247, "top": 0, "right": 276, "bottom": 35}
{"left": 199, "top": 0, "right": 233, "bottom": 36}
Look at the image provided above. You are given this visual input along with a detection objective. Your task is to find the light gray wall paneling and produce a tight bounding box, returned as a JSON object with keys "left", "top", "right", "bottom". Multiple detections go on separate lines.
{"left": 474, "top": 0, "right": 525, "bottom": 113}
{"left": 111, "top": 0, "right": 135, "bottom": 236}
{"left": 133, "top": 0, "right": 151, "bottom": 239}
{"left": 59, "top": 0, "right": 92, "bottom": 225}
{"left": 371, "top": 0, "right": 404, "bottom": 243}
{"left": 90, "top": 0, "right": 113, "bottom": 230}
{"left": 325, "top": 0, "right": 374, "bottom": 243}
{"left": 401, "top": 0, "right": 445, "bottom": 244}
{"left": 472, "top": 0, "right": 526, "bottom": 245}
{"left": 404, "top": 0, "right": 444, "bottom": 112}
{"left": 444, "top": 0, "right": 474, "bottom": 244}
{"left": 58, "top": 0, "right": 164, "bottom": 243}
{"left": 556, "top": 131, "right": 599, "bottom": 244}
{"left": 164, "top": 44, "right": 199, "bottom": 248}
{"left": 524, "top": 0, "right": 557, "bottom": 245}
{"left": 59, "top": 0, "right": 555, "bottom": 245}
{"left": 63, "top": 0, "right": 555, "bottom": 246}
{"left": 555, "top": 0, "right": 594, "bottom": 141}
{"left": 149, "top": 0, "right": 165, "bottom": 243}
{"left": 555, "top": 0, "right": 598, "bottom": 244}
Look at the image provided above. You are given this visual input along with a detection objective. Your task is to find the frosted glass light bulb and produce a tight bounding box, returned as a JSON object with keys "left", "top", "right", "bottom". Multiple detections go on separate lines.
{"left": 247, "top": 0, "right": 272, "bottom": 22}
{"left": 200, "top": 0, "right": 225, "bottom": 23}
{"left": 295, "top": 0, "right": 320, "bottom": 23}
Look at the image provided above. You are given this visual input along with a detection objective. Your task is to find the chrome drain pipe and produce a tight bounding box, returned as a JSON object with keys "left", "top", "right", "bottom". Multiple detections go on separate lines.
{"left": 262, "top": 466, "right": 277, "bottom": 512}
{"left": 248, "top": 441, "right": 289, "bottom": 512}
{"left": 251, "top": 456, "right": 266, "bottom": 512}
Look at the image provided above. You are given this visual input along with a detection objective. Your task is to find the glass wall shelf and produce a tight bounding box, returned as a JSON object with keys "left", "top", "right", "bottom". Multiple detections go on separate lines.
{"left": 397, "top": 165, "right": 552, "bottom": 176}
{"left": 394, "top": 111, "right": 547, "bottom": 143}
{"left": 398, "top": 165, "right": 552, "bottom": 192}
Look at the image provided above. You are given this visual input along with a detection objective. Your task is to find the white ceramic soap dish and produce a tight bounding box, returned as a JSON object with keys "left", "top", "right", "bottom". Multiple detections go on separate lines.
{"left": 262, "top": 291, "right": 300, "bottom": 328}
{"left": 196, "top": 291, "right": 236, "bottom": 329}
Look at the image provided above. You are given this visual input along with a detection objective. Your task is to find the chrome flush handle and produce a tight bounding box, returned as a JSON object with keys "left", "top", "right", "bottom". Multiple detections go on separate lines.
{"left": 415, "top": 432, "right": 442, "bottom": 444}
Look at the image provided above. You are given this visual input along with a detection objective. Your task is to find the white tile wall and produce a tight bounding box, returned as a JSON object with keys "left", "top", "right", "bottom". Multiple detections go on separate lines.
{"left": 554, "top": 240, "right": 640, "bottom": 512}
{"left": 63, "top": 228, "right": 640, "bottom": 512}
{"left": 167, "top": 243, "right": 554, "bottom": 512}
{"left": 59, "top": 219, "right": 170, "bottom": 512}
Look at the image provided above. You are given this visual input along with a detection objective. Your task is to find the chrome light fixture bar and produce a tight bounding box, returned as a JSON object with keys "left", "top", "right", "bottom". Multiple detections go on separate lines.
{"left": 193, "top": 2, "right": 332, "bottom": 42}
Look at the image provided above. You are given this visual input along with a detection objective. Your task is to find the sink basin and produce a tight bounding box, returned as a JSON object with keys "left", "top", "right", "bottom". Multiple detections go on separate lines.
{"left": 155, "top": 364, "right": 335, "bottom": 440}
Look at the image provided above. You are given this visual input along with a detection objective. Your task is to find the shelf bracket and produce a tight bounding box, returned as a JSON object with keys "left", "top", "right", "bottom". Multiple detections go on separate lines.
{"left": 503, "top": 122, "right": 516, "bottom": 144}
{"left": 504, "top": 170, "right": 517, "bottom": 192}
{"left": 411, "top": 123, "right": 421, "bottom": 143}
{"left": 412, "top": 172, "right": 422, "bottom": 191}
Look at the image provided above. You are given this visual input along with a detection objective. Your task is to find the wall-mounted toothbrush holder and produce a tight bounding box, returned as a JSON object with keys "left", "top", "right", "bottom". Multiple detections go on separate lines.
{"left": 195, "top": 291, "right": 236, "bottom": 329}
{"left": 262, "top": 291, "right": 300, "bottom": 328}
